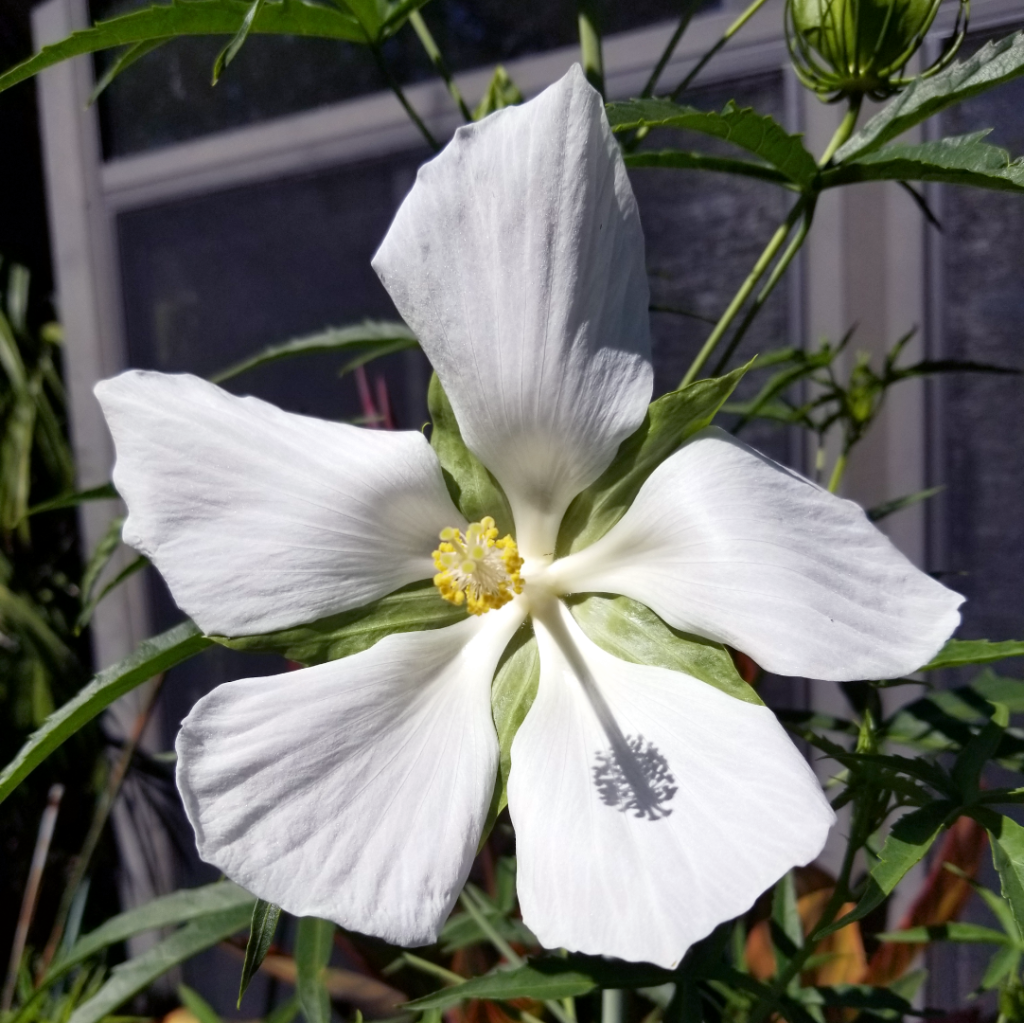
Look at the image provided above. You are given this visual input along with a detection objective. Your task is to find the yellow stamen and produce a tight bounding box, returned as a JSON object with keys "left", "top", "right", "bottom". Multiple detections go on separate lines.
{"left": 432, "top": 516, "right": 523, "bottom": 616}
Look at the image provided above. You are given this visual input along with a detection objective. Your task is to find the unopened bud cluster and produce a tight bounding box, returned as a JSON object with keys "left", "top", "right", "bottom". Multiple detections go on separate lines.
{"left": 786, "top": 0, "right": 968, "bottom": 100}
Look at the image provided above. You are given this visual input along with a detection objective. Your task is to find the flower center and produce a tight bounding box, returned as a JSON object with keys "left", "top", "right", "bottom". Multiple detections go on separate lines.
{"left": 432, "top": 517, "right": 524, "bottom": 616}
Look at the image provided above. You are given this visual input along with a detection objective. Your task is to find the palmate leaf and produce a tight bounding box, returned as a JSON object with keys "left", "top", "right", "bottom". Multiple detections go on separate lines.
{"left": 606, "top": 99, "right": 818, "bottom": 188}
{"left": 834, "top": 30, "right": 1024, "bottom": 162}
{"left": 819, "top": 801, "right": 958, "bottom": 936}
{"left": 0, "top": 0, "right": 366, "bottom": 96}
{"left": 66, "top": 903, "right": 254, "bottom": 1023}
{"left": 825, "top": 132, "right": 1024, "bottom": 194}
{"left": 0, "top": 620, "right": 211, "bottom": 804}
{"left": 557, "top": 363, "right": 749, "bottom": 555}
{"left": 624, "top": 149, "right": 792, "bottom": 186}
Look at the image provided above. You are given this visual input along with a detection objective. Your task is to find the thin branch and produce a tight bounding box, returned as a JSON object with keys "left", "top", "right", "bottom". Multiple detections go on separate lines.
{"left": 408, "top": 11, "right": 473, "bottom": 123}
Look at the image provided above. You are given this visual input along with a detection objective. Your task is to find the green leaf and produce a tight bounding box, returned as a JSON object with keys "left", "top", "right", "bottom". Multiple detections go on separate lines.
{"left": 825, "top": 132, "right": 1024, "bottom": 194}
{"left": 473, "top": 64, "right": 523, "bottom": 120}
{"left": 606, "top": 99, "right": 818, "bottom": 188}
{"left": 238, "top": 899, "right": 282, "bottom": 1006}
{"left": 217, "top": 579, "right": 463, "bottom": 664}
{"left": 76, "top": 554, "right": 149, "bottom": 633}
{"left": 624, "top": 149, "right": 792, "bottom": 185}
{"left": 212, "top": 0, "right": 266, "bottom": 83}
{"left": 820, "top": 801, "right": 956, "bottom": 936}
{"left": 296, "top": 917, "right": 334, "bottom": 1023}
{"left": 951, "top": 702, "right": 1009, "bottom": 799}
{"left": 26, "top": 482, "right": 118, "bottom": 517}
{"left": 0, "top": 620, "right": 211, "bottom": 805}
{"left": 405, "top": 955, "right": 672, "bottom": 1011}
{"left": 66, "top": 903, "right": 253, "bottom": 1023}
{"left": 79, "top": 515, "right": 125, "bottom": 608}
{"left": 557, "top": 365, "right": 748, "bottom": 555}
{"left": 89, "top": 39, "right": 169, "bottom": 102}
{"left": 209, "top": 321, "right": 417, "bottom": 384}
{"left": 834, "top": 30, "right": 1024, "bottom": 162}
{"left": 428, "top": 374, "right": 513, "bottom": 536}
{"left": 924, "top": 639, "right": 1024, "bottom": 671}
{"left": 566, "top": 593, "right": 761, "bottom": 705}
{"left": 991, "top": 816, "right": 1024, "bottom": 938}
{"left": 0, "top": 0, "right": 365, "bottom": 96}
{"left": 771, "top": 871, "right": 803, "bottom": 972}
{"left": 875, "top": 922, "right": 1012, "bottom": 945}
{"left": 867, "top": 486, "right": 943, "bottom": 522}
{"left": 178, "top": 985, "right": 223, "bottom": 1023}
{"left": 481, "top": 622, "right": 539, "bottom": 841}
{"left": 980, "top": 943, "right": 1022, "bottom": 991}
{"left": 53, "top": 881, "right": 254, "bottom": 976}
{"left": 0, "top": 582, "right": 74, "bottom": 666}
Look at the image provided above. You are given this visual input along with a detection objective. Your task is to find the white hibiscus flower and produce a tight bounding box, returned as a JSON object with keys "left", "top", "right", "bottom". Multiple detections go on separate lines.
{"left": 95, "top": 65, "right": 962, "bottom": 969}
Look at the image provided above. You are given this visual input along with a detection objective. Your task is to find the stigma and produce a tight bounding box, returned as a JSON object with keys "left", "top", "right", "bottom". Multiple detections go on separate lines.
{"left": 432, "top": 517, "right": 523, "bottom": 616}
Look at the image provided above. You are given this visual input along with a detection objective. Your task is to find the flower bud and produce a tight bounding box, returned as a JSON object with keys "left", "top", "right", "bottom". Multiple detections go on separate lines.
{"left": 786, "top": 0, "right": 968, "bottom": 100}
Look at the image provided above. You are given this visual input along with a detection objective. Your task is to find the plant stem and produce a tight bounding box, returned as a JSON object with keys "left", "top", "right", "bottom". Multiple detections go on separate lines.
{"left": 1, "top": 784, "right": 63, "bottom": 1011}
{"left": 749, "top": 806, "right": 866, "bottom": 1023}
{"left": 37, "top": 675, "right": 165, "bottom": 977}
{"left": 680, "top": 197, "right": 809, "bottom": 388}
{"left": 399, "top": 952, "right": 465, "bottom": 986}
{"left": 710, "top": 198, "right": 817, "bottom": 376}
{"left": 408, "top": 11, "right": 473, "bottom": 123}
{"left": 670, "top": 0, "right": 770, "bottom": 99}
{"left": 578, "top": 0, "right": 605, "bottom": 97}
{"left": 827, "top": 451, "right": 848, "bottom": 492}
{"left": 370, "top": 44, "right": 440, "bottom": 152}
{"left": 641, "top": 0, "right": 703, "bottom": 98}
{"left": 818, "top": 95, "right": 862, "bottom": 167}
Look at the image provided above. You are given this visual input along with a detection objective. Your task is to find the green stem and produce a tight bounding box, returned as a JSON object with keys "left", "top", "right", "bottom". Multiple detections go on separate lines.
{"left": 641, "top": 0, "right": 703, "bottom": 98}
{"left": 750, "top": 805, "right": 866, "bottom": 1023}
{"left": 409, "top": 11, "right": 473, "bottom": 123}
{"left": 818, "top": 95, "right": 862, "bottom": 167}
{"left": 827, "top": 451, "right": 848, "bottom": 493}
{"left": 670, "top": 0, "right": 770, "bottom": 99}
{"left": 710, "top": 198, "right": 817, "bottom": 376}
{"left": 370, "top": 44, "right": 440, "bottom": 152}
{"left": 680, "top": 197, "right": 808, "bottom": 388}
{"left": 578, "top": 0, "right": 605, "bottom": 97}
{"left": 398, "top": 952, "right": 464, "bottom": 986}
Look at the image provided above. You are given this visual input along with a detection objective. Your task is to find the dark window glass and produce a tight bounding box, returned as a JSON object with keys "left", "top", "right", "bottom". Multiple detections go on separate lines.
{"left": 91, "top": 0, "right": 718, "bottom": 157}
{"left": 927, "top": 19, "right": 1024, "bottom": 1011}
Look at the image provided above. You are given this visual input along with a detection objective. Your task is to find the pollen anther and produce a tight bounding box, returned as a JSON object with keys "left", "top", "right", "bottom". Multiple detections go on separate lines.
{"left": 432, "top": 516, "right": 523, "bottom": 616}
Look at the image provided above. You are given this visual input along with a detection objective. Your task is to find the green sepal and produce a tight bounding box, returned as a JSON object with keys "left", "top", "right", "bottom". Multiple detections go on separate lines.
{"left": 215, "top": 579, "right": 465, "bottom": 665}
{"left": 428, "top": 373, "right": 514, "bottom": 536}
{"left": 556, "top": 364, "right": 750, "bottom": 556}
{"left": 480, "top": 620, "right": 539, "bottom": 847}
{"left": 566, "top": 593, "right": 762, "bottom": 706}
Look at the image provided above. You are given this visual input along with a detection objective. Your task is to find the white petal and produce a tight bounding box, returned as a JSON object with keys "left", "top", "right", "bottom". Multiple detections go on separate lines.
{"left": 176, "top": 604, "right": 524, "bottom": 946}
{"left": 508, "top": 600, "right": 833, "bottom": 968}
{"left": 551, "top": 427, "right": 962, "bottom": 681}
{"left": 372, "top": 66, "right": 653, "bottom": 558}
{"left": 96, "top": 370, "right": 464, "bottom": 636}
